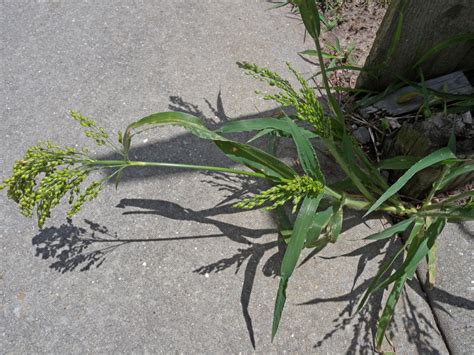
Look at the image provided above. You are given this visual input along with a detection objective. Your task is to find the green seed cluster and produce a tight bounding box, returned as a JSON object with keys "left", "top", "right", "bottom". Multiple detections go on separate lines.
{"left": 234, "top": 175, "right": 323, "bottom": 212}
{"left": 70, "top": 110, "right": 109, "bottom": 146}
{"left": 67, "top": 180, "right": 103, "bottom": 218}
{"left": 0, "top": 141, "right": 103, "bottom": 228}
{"left": 237, "top": 62, "right": 331, "bottom": 138}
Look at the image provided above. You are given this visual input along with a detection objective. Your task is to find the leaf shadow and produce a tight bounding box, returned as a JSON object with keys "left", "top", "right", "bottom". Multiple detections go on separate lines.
{"left": 297, "top": 237, "right": 462, "bottom": 354}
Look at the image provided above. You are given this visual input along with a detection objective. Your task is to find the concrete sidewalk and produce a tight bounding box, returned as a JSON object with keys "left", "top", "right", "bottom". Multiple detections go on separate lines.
{"left": 0, "top": 1, "right": 463, "bottom": 353}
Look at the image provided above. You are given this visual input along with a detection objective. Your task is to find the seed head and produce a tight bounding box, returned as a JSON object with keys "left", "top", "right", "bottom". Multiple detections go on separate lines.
{"left": 1, "top": 141, "right": 104, "bottom": 228}
{"left": 70, "top": 110, "right": 110, "bottom": 146}
{"left": 238, "top": 62, "right": 331, "bottom": 138}
{"left": 234, "top": 175, "right": 323, "bottom": 212}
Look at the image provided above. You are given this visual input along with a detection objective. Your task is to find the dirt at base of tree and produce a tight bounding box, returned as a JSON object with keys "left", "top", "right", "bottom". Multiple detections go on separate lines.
{"left": 320, "top": 1, "right": 387, "bottom": 87}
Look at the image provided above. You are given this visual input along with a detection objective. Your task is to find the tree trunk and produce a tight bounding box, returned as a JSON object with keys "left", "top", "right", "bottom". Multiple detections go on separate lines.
{"left": 357, "top": 0, "right": 474, "bottom": 91}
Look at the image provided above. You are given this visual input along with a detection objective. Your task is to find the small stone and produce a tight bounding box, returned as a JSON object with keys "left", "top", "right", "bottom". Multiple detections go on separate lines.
{"left": 353, "top": 127, "right": 371, "bottom": 144}
{"left": 462, "top": 111, "right": 472, "bottom": 125}
{"left": 142, "top": 262, "right": 147, "bottom": 267}
{"left": 388, "top": 119, "right": 401, "bottom": 130}
{"left": 204, "top": 273, "right": 209, "bottom": 278}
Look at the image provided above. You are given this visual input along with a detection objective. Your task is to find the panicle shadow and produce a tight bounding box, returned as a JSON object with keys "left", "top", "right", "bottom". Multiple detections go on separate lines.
{"left": 31, "top": 202, "right": 260, "bottom": 274}
{"left": 32, "top": 219, "right": 122, "bottom": 273}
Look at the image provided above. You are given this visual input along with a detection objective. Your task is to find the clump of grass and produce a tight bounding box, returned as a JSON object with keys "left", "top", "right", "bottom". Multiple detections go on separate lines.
{"left": 0, "top": 0, "right": 471, "bottom": 352}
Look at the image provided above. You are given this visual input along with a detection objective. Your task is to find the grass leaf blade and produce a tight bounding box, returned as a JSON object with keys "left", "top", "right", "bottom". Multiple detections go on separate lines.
{"left": 357, "top": 218, "right": 423, "bottom": 313}
{"left": 327, "top": 198, "right": 344, "bottom": 243}
{"left": 218, "top": 117, "right": 317, "bottom": 139}
{"left": 377, "top": 156, "right": 420, "bottom": 170}
{"left": 125, "top": 111, "right": 225, "bottom": 143}
{"left": 295, "top": 0, "right": 321, "bottom": 39}
{"left": 374, "top": 218, "right": 446, "bottom": 292}
{"left": 366, "top": 217, "right": 415, "bottom": 241}
{"left": 375, "top": 275, "right": 407, "bottom": 352}
{"left": 438, "top": 163, "right": 474, "bottom": 190}
{"left": 215, "top": 140, "right": 297, "bottom": 180}
{"left": 272, "top": 194, "right": 322, "bottom": 340}
{"left": 413, "top": 33, "right": 474, "bottom": 68}
{"left": 365, "top": 148, "right": 456, "bottom": 216}
{"left": 426, "top": 241, "right": 437, "bottom": 289}
{"left": 285, "top": 117, "right": 325, "bottom": 182}
{"left": 299, "top": 49, "right": 318, "bottom": 56}
{"left": 305, "top": 206, "right": 333, "bottom": 248}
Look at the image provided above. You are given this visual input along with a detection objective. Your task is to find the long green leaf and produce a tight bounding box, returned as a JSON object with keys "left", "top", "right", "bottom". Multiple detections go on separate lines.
{"left": 386, "top": 0, "right": 407, "bottom": 61}
{"left": 313, "top": 64, "right": 364, "bottom": 77}
{"left": 375, "top": 275, "right": 407, "bottom": 352}
{"left": 420, "top": 206, "right": 473, "bottom": 221}
{"left": 413, "top": 33, "right": 474, "bottom": 68}
{"left": 365, "top": 148, "right": 456, "bottom": 216}
{"left": 274, "top": 206, "right": 294, "bottom": 243}
{"left": 299, "top": 49, "right": 318, "bottom": 56}
{"left": 327, "top": 198, "right": 343, "bottom": 243}
{"left": 295, "top": 0, "right": 321, "bottom": 39}
{"left": 446, "top": 206, "right": 474, "bottom": 221}
{"left": 272, "top": 194, "right": 322, "bottom": 340}
{"left": 426, "top": 241, "right": 437, "bottom": 289}
{"left": 122, "top": 111, "right": 295, "bottom": 181}
{"left": 451, "top": 98, "right": 474, "bottom": 107}
{"left": 366, "top": 217, "right": 415, "bottom": 241}
{"left": 377, "top": 156, "right": 420, "bottom": 170}
{"left": 438, "top": 163, "right": 474, "bottom": 190}
{"left": 122, "top": 111, "right": 227, "bottom": 157}
{"left": 247, "top": 128, "right": 275, "bottom": 143}
{"left": 305, "top": 206, "right": 333, "bottom": 247}
{"left": 339, "top": 134, "right": 375, "bottom": 200}
{"left": 357, "top": 218, "right": 423, "bottom": 313}
{"left": 125, "top": 111, "right": 224, "bottom": 144}
{"left": 425, "top": 190, "right": 474, "bottom": 210}
{"left": 285, "top": 117, "right": 325, "bottom": 182}
{"left": 215, "top": 140, "right": 297, "bottom": 180}
{"left": 374, "top": 218, "right": 446, "bottom": 292}
{"left": 352, "top": 139, "right": 391, "bottom": 193}
{"left": 217, "top": 117, "right": 317, "bottom": 139}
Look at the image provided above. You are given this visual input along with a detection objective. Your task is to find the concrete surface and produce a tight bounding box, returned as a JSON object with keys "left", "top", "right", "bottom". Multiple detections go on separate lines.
{"left": 417, "top": 222, "right": 474, "bottom": 355}
{"left": 0, "top": 1, "right": 454, "bottom": 353}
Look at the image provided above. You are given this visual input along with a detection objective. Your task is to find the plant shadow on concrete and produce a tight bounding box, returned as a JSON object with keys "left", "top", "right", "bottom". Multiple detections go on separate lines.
{"left": 31, "top": 202, "right": 471, "bottom": 352}
{"left": 299, "top": 240, "right": 443, "bottom": 353}
{"left": 3, "top": 1, "right": 471, "bottom": 352}
{"left": 28, "top": 94, "right": 473, "bottom": 350}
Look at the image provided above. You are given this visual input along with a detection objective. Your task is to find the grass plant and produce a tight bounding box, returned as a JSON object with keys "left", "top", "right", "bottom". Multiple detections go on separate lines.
{"left": 1, "top": 0, "right": 472, "bottom": 351}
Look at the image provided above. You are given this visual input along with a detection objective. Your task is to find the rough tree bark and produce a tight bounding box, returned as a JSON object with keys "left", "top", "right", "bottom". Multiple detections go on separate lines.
{"left": 355, "top": 0, "right": 474, "bottom": 196}
{"left": 357, "top": 0, "right": 474, "bottom": 91}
